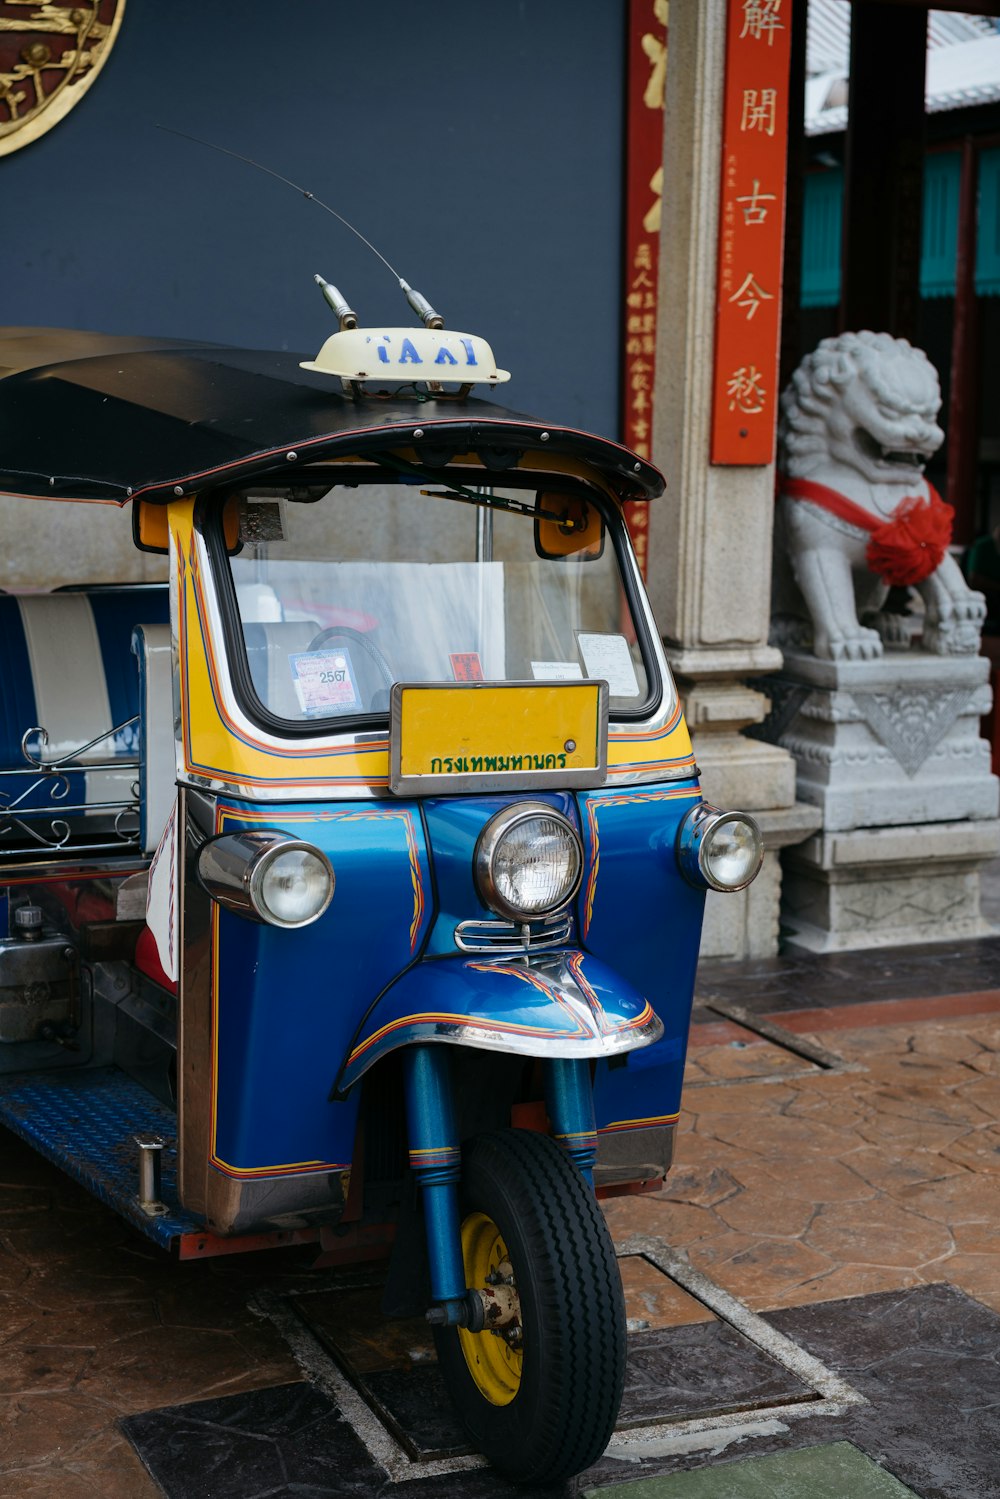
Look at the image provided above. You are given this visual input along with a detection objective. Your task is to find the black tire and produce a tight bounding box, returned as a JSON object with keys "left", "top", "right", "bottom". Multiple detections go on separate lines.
{"left": 433, "top": 1128, "right": 626, "bottom": 1485}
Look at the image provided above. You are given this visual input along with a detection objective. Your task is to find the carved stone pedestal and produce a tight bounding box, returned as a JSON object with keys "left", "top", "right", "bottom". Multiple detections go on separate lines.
{"left": 782, "top": 820, "right": 1000, "bottom": 952}
{"left": 757, "top": 651, "right": 1000, "bottom": 952}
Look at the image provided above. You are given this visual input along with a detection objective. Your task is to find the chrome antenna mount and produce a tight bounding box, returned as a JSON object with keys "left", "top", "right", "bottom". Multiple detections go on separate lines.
{"left": 400, "top": 280, "right": 444, "bottom": 330}
{"left": 314, "top": 274, "right": 358, "bottom": 330}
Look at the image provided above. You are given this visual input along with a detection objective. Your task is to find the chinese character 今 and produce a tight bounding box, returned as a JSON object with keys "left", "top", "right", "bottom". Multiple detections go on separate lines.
{"left": 727, "top": 274, "right": 774, "bottom": 321}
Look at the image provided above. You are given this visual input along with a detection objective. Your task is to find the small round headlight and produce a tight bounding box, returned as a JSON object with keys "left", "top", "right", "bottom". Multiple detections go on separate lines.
{"left": 475, "top": 802, "right": 583, "bottom": 921}
{"left": 676, "top": 805, "right": 763, "bottom": 892}
{"left": 703, "top": 818, "right": 762, "bottom": 889}
{"left": 251, "top": 845, "right": 335, "bottom": 927}
{"left": 198, "top": 831, "right": 334, "bottom": 928}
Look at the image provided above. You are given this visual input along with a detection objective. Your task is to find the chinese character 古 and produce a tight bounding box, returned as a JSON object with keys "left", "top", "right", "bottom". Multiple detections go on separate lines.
{"left": 735, "top": 179, "right": 777, "bottom": 226}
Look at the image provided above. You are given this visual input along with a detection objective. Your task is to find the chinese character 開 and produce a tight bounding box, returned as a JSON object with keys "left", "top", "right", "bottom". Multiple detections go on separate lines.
{"left": 740, "top": 89, "right": 777, "bottom": 136}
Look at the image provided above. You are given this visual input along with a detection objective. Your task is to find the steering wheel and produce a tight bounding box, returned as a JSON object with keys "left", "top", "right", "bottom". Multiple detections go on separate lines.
{"left": 306, "top": 624, "right": 395, "bottom": 706}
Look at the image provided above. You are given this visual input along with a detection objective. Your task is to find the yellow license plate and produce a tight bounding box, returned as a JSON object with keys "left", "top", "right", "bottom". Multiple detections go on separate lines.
{"left": 390, "top": 681, "right": 608, "bottom": 794}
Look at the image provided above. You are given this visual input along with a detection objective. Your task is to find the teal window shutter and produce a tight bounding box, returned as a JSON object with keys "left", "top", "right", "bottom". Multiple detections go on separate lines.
{"left": 921, "top": 152, "right": 960, "bottom": 299}
{"left": 801, "top": 169, "right": 842, "bottom": 308}
{"left": 976, "top": 147, "right": 1000, "bottom": 297}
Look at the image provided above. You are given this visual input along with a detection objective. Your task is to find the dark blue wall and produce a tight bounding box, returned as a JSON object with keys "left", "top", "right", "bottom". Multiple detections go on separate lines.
{"left": 3, "top": 0, "right": 625, "bottom": 435}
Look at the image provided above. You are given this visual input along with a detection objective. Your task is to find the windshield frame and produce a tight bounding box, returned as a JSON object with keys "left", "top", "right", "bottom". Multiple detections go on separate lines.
{"left": 201, "top": 467, "right": 662, "bottom": 741}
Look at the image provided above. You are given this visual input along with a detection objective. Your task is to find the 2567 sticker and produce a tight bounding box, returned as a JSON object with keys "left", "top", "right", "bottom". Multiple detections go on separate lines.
{"left": 289, "top": 649, "right": 358, "bottom": 716}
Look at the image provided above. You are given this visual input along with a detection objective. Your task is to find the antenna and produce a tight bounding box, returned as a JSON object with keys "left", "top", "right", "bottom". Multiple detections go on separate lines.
{"left": 156, "top": 124, "right": 445, "bottom": 328}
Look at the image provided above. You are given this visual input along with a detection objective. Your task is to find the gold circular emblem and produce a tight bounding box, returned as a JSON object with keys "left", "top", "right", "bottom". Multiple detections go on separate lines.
{"left": 0, "top": 1, "right": 127, "bottom": 158}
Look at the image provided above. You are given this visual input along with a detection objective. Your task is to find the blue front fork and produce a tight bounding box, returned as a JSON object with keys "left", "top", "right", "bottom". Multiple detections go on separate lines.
{"left": 403, "top": 1045, "right": 598, "bottom": 1323}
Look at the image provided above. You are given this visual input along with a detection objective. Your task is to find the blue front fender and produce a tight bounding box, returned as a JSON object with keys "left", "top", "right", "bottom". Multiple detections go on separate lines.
{"left": 336, "top": 949, "right": 663, "bottom": 1093}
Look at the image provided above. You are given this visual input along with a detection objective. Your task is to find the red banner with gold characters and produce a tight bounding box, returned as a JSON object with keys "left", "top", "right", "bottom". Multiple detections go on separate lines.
{"left": 710, "top": 0, "right": 791, "bottom": 465}
{"left": 622, "top": 0, "right": 668, "bottom": 578}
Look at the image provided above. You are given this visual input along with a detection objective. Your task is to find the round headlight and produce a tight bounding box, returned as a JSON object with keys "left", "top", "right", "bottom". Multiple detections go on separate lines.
{"left": 703, "top": 818, "right": 762, "bottom": 888}
{"left": 198, "top": 831, "right": 335, "bottom": 928}
{"left": 676, "top": 805, "right": 763, "bottom": 892}
{"left": 251, "top": 844, "right": 335, "bottom": 927}
{"left": 475, "top": 802, "right": 583, "bottom": 921}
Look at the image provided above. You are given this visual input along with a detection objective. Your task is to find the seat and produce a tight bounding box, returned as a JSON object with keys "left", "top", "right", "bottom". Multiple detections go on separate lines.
{"left": 131, "top": 623, "right": 174, "bottom": 854}
{"left": 0, "top": 587, "right": 169, "bottom": 858}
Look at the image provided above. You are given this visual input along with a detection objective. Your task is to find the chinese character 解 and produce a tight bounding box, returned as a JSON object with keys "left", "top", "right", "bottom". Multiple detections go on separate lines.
{"left": 739, "top": 0, "right": 784, "bottom": 45}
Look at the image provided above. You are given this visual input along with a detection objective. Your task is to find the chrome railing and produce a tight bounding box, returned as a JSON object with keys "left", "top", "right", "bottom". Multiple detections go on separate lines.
{"left": 0, "top": 718, "right": 141, "bottom": 856}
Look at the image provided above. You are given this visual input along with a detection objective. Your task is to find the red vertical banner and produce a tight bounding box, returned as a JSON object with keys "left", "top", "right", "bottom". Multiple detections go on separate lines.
{"left": 622, "top": 0, "right": 668, "bottom": 577}
{"left": 710, "top": 0, "right": 792, "bottom": 465}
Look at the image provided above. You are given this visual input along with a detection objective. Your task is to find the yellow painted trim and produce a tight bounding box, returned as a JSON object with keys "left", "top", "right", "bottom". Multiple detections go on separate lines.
{"left": 598, "top": 1111, "right": 680, "bottom": 1134}
{"left": 168, "top": 500, "right": 694, "bottom": 791}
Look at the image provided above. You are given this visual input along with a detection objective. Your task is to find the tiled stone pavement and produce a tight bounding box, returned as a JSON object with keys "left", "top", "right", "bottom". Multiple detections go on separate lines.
{"left": 1, "top": 991, "right": 999, "bottom": 1493}
{"left": 0, "top": 1150, "right": 307, "bottom": 1496}
{"left": 605, "top": 1010, "right": 1000, "bottom": 1319}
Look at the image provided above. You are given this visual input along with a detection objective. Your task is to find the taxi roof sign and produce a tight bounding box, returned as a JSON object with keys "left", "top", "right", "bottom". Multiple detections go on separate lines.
{"left": 300, "top": 327, "right": 510, "bottom": 385}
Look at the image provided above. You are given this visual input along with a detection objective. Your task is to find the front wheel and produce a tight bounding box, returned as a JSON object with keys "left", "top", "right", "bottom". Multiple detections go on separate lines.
{"left": 433, "top": 1129, "right": 626, "bottom": 1485}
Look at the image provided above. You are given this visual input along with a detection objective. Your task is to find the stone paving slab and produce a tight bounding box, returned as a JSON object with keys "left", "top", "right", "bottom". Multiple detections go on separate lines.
{"left": 123, "top": 1382, "right": 384, "bottom": 1499}
{"left": 693, "top": 934, "right": 1000, "bottom": 1019}
{"left": 584, "top": 1440, "right": 920, "bottom": 1498}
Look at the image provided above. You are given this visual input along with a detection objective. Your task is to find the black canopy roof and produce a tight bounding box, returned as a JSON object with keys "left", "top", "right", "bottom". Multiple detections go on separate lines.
{"left": 0, "top": 328, "right": 664, "bottom": 505}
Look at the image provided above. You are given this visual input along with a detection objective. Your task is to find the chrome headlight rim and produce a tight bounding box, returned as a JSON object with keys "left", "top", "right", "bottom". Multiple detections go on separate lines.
{"left": 198, "top": 830, "right": 335, "bottom": 928}
{"left": 474, "top": 801, "right": 584, "bottom": 923}
{"left": 676, "top": 804, "right": 764, "bottom": 893}
{"left": 247, "top": 839, "right": 336, "bottom": 928}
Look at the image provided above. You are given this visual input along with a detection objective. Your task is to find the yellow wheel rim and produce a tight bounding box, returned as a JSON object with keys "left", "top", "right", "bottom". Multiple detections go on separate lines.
{"left": 457, "top": 1211, "right": 523, "bottom": 1406}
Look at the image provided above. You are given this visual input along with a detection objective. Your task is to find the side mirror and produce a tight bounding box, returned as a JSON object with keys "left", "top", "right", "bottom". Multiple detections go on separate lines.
{"left": 132, "top": 496, "right": 241, "bottom": 555}
{"left": 132, "top": 499, "right": 170, "bottom": 554}
{"left": 534, "top": 493, "right": 604, "bottom": 560}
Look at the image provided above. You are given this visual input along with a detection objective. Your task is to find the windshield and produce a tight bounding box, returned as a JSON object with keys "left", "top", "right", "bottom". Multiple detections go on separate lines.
{"left": 219, "top": 478, "right": 656, "bottom": 729}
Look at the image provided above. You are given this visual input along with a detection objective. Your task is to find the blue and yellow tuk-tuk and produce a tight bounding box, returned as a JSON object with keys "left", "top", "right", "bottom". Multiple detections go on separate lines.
{"left": 0, "top": 312, "right": 762, "bottom": 1483}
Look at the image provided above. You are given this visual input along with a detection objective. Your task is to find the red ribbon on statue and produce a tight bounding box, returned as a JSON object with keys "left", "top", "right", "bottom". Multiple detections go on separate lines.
{"left": 781, "top": 476, "right": 954, "bottom": 587}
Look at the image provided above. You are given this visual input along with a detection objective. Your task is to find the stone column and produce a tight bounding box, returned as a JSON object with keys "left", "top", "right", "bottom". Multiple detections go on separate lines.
{"left": 647, "top": 0, "right": 818, "bottom": 959}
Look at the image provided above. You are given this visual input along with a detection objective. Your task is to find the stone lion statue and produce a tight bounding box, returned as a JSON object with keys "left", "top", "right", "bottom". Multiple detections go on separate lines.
{"left": 773, "top": 331, "right": 985, "bottom": 659}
